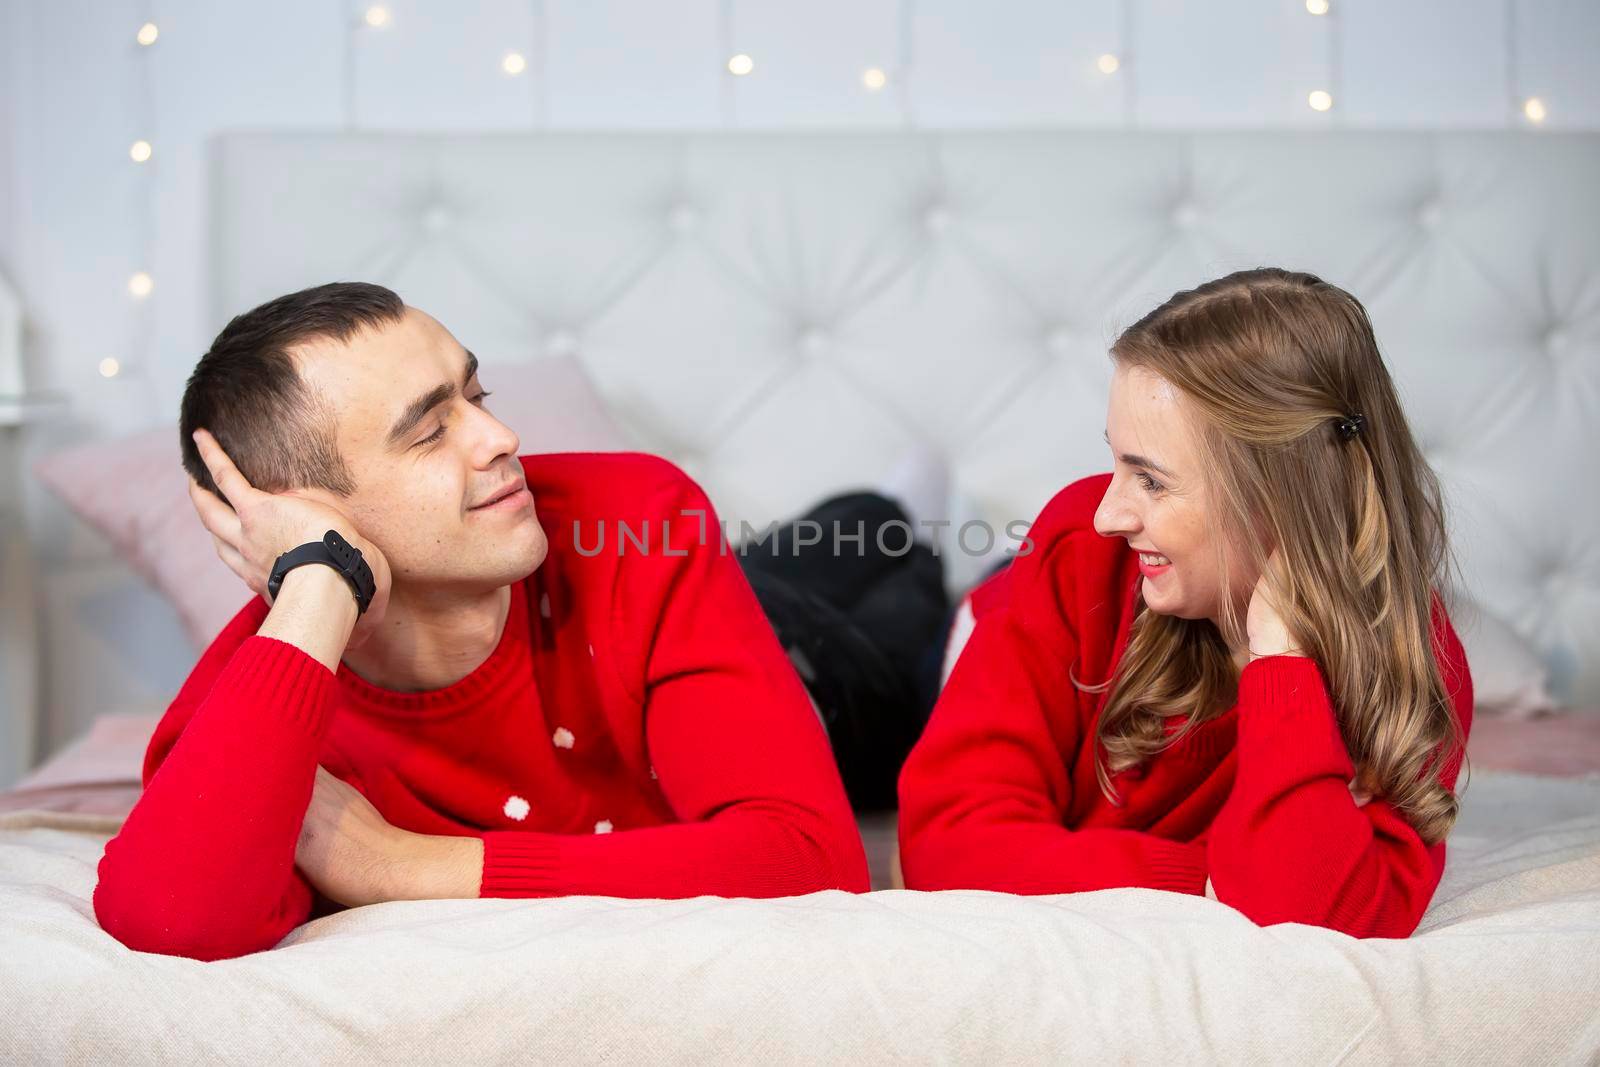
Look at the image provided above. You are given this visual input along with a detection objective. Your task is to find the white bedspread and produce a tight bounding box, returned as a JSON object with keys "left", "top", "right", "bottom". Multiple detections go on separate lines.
{"left": 3, "top": 770, "right": 1598, "bottom": 1064}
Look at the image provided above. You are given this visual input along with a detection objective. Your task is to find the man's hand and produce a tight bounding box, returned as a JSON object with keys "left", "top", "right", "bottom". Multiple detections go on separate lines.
{"left": 296, "top": 767, "right": 485, "bottom": 907}
{"left": 296, "top": 766, "right": 410, "bottom": 908}
{"left": 187, "top": 427, "right": 391, "bottom": 648}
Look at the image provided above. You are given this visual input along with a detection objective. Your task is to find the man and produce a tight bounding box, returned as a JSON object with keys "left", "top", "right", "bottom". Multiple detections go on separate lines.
{"left": 93, "top": 282, "right": 869, "bottom": 962}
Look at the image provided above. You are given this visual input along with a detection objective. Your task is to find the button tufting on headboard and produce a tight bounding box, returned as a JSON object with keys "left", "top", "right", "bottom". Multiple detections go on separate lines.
{"left": 210, "top": 130, "right": 1600, "bottom": 704}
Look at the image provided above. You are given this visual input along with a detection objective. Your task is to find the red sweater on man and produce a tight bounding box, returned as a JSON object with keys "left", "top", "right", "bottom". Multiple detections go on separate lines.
{"left": 898, "top": 473, "right": 1473, "bottom": 939}
{"left": 94, "top": 452, "right": 869, "bottom": 961}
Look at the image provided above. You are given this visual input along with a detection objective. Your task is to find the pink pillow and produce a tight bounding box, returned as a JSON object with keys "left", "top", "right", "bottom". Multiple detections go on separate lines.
{"left": 480, "top": 355, "right": 634, "bottom": 455}
{"left": 12, "top": 711, "right": 159, "bottom": 790}
{"left": 34, "top": 427, "right": 246, "bottom": 649}
{"left": 33, "top": 356, "right": 629, "bottom": 649}
{"left": 1467, "top": 712, "right": 1600, "bottom": 777}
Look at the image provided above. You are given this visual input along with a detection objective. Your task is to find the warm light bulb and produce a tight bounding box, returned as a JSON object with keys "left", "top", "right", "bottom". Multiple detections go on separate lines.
{"left": 1524, "top": 97, "right": 1548, "bottom": 123}
{"left": 364, "top": 5, "right": 390, "bottom": 28}
{"left": 128, "top": 271, "right": 154, "bottom": 298}
{"left": 136, "top": 22, "right": 159, "bottom": 46}
{"left": 99, "top": 358, "right": 121, "bottom": 379}
{"left": 129, "top": 140, "right": 152, "bottom": 163}
{"left": 1097, "top": 53, "right": 1120, "bottom": 75}
{"left": 1305, "top": 0, "right": 1330, "bottom": 14}
{"left": 727, "top": 53, "right": 754, "bottom": 76}
{"left": 861, "top": 67, "right": 887, "bottom": 91}
{"left": 1308, "top": 90, "right": 1333, "bottom": 112}
{"left": 502, "top": 51, "right": 527, "bottom": 75}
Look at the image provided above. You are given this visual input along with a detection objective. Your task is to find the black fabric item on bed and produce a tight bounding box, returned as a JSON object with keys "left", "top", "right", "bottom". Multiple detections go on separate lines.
{"left": 740, "top": 491, "right": 949, "bottom": 813}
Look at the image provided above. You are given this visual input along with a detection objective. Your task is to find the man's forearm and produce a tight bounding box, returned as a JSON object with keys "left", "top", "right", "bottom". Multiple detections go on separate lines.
{"left": 94, "top": 610, "right": 343, "bottom": 958}
{"left": 383, "top": 833, "right": 486, "bottom": 900}
{"left": 256, "top": 564, "right": 359, "bottom": 672}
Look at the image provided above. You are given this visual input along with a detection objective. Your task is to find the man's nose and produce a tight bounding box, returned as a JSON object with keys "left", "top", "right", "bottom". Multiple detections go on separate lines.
{"left": 473, "top": 405, "right": 520, "bottom": 462}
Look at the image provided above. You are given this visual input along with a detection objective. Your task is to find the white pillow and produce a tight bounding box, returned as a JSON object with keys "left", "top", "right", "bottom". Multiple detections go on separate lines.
{"left": 940, "top": 596, "right": 977, "bottom": 688}
{"left": 1452, "top": 595, "right": 1557, "bottom": 718}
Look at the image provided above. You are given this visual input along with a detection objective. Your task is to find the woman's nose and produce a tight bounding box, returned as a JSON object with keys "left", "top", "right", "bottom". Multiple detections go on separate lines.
{"left": 1094, "top": 483, "right": 1138, "bottom": 539}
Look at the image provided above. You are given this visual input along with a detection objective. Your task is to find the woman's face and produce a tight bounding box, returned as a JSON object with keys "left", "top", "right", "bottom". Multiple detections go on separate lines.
{"left": 1093, "top": 363, "right": 1257, "bottom": 623}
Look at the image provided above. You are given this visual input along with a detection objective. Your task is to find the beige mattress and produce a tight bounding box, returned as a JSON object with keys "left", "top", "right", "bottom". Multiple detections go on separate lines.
{"left": 2, "top": 760, "right": 1598, "bottom": 1063}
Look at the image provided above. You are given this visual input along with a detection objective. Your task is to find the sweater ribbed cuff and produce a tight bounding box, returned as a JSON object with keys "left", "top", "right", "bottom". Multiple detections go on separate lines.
{"left": 1145, "top": 840, "right": 1210, "bottom": 896}
{"left": 1235, "top": 655, "right": 1354, "bottom": 779}
{"left": 479, "top": 831, "right": 564, "bottom": 898}
{"left": 225, "top": 636, "right": 341, "bottom": 739}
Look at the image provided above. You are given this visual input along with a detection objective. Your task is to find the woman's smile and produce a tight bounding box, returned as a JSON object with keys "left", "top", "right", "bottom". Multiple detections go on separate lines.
{"left": 1135, "top": 550, "right": 1173, "bottom": 579}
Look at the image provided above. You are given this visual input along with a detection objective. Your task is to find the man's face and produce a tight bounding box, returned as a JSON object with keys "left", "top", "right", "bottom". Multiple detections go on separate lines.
{"left": 292, "top": 306, "right": 547, "bottom": 591}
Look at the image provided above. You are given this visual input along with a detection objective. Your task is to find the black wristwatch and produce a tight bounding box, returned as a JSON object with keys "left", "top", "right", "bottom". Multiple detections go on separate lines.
{"left": 266, "top": 530, "right": 377, "bottom": 615}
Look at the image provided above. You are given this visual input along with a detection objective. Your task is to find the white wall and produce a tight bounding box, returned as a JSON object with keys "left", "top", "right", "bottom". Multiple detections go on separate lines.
{"left": 8, "top": 0, "right": 1599, "bottom": 444}
{"left": 0, "top": 0, "right": 18, "bottom": 279}
{"left": 1, "top": 0, "right": 34, "bottom": 785}
{"left": 2, "top": 0, "right": 1599, "bottom": 774}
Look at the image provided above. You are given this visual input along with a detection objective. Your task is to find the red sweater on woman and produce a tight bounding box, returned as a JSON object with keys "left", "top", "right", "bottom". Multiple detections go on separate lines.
{"left": 898, "top": 473, "right": 1473, "bottom": 939}
{"left": 94, "top": 452, "right": 869, "bottom": 961}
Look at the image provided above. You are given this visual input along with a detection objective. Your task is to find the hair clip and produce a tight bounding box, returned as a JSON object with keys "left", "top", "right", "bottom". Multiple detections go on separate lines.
{"left": 1335, "top": 412, "right": 1366, "bottom": 441}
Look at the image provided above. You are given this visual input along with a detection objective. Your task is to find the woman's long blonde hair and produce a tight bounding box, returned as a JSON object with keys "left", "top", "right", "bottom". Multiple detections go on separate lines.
{"left": 1089, "top": 267, "right": 1468, "bottom": 845}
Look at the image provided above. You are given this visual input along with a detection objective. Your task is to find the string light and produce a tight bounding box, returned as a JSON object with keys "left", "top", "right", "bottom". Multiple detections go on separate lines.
{"left": 1308, "top": 89, "right": 1333, "bottom": 112}
{"left": 502, "top": 51, "right": 527, "bottom": 75}
{"left": 726, "top": 53, "right": 754, "bottom": 76}
{"left": 1305, "top": 0, "right": 1330, "bottom": 14}
{"left": 364, "top": 5, "right": 390, "bottom": 29}
{"left": 122, "top": 11, "right": 160, "bottom": 390}
{"left": 861, "top": 67, "right": 887, "bottom": 91}
{"left": 98, "top": 358, "right": 121, "bottom": 379}
{"left": 1097, "top": 53, "right": 1120, "bottom": 75}
{"left": 1523, "top": 97, "right": 1548, "bottom": 123}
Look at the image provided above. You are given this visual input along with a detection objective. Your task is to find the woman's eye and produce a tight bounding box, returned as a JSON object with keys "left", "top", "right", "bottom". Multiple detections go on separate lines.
{"left": 1136, "top": 471, "right": 1162, "bottom": 493}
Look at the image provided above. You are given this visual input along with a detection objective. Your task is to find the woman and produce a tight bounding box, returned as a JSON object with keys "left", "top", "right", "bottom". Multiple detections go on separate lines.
{"left": 896, "top": 267, "right": 1473, "bottom": 939}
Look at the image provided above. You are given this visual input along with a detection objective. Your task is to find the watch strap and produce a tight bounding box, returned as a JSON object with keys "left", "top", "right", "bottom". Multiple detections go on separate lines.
{"left": 266, "top": 530, "right": 376, "bottom": 615}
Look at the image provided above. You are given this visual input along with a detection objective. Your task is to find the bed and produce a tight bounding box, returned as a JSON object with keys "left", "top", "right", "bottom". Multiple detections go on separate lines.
{"left": 3, "top": 711, "right": 1599, "bottom": 1062}
{"left": 8, "top": 129, "right": 1600, "bottom": 1061}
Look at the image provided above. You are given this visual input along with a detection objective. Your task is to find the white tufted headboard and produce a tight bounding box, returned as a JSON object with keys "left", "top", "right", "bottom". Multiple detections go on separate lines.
{"left": 212, "top": 131, "right": 1600, "bottom": 704}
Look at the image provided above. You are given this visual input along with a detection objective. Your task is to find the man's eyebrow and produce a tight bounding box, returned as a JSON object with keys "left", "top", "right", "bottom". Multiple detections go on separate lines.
{"left": 1103, "top": 428, "right": 1174, "bottom": 478}
{"left": 386, "top": 350, "right": 480, "bottom": 447}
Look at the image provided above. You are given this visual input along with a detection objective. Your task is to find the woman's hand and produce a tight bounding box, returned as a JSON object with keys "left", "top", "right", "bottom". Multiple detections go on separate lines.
{"left": 1246, "top": 554, "right": 1376, "bottom": 804}
{"left": 187, "top": 427, "right": 391, "bottom": 648}
{"left": 1245, "top": 549, "right": 1305, "bottom": 661}
{"left": 296, "top": 766, "right": 409, "bottom": 908}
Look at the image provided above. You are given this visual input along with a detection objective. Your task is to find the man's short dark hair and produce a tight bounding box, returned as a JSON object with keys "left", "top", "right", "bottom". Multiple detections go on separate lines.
{"left": 180, "top": 282, "right": 406, "bottom": 499}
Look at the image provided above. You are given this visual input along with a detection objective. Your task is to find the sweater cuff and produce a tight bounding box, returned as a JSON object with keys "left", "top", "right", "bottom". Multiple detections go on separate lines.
{"left": 1146, "top": 840, "right": 1210, "bottom": 896}
{"left": 226, "top": 635, "right": 341, "bottom": 738}
{"left": 479, "top": 831, "right": 564, "bottom": 898}
{"left": 1235, "top": 655, "right": 1354, "bottom": 779}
